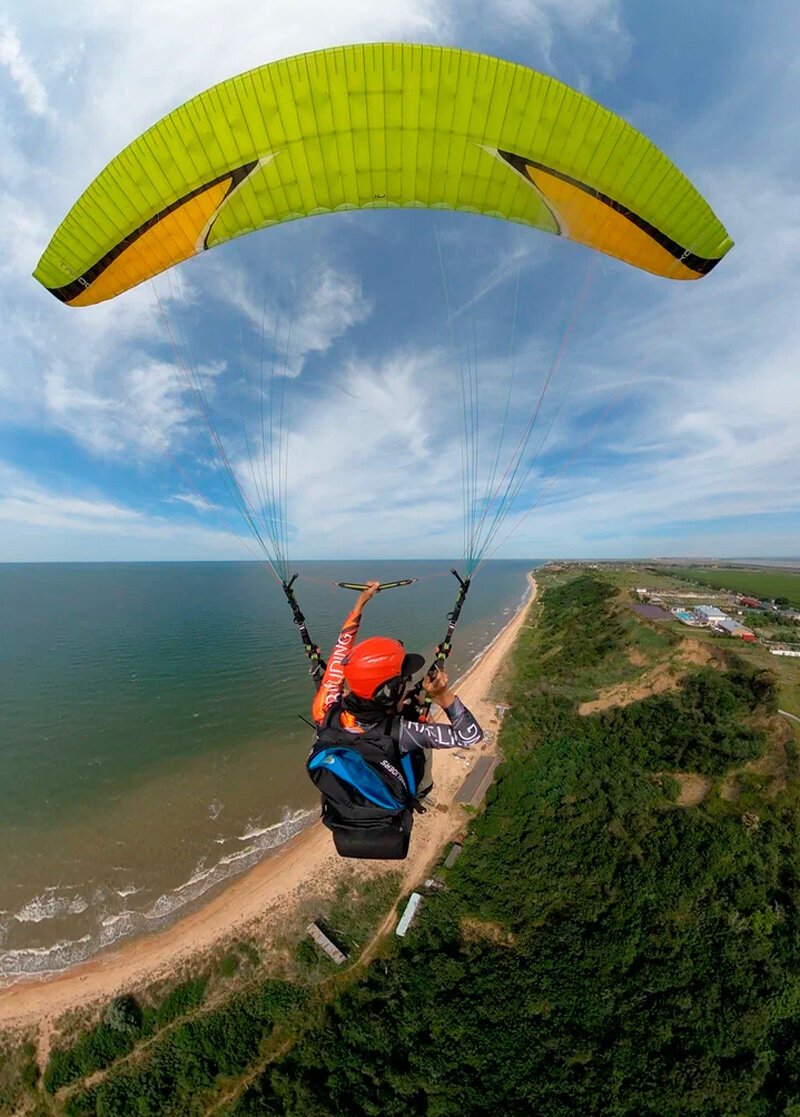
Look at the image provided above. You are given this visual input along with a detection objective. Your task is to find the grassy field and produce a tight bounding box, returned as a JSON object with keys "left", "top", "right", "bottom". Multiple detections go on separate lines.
{"left": 665, "top": 567, "right": 800, "bottom": 608}
{"left": 589, "top": 565, "right": 800, "bottom": 720}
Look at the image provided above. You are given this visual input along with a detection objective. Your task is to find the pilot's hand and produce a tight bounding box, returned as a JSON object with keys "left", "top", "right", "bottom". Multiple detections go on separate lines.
{"left": 423, "top": 666, "right": 455, "bottom": 708}
{"left": 355, "top": 580, "right": 381, "bottom": 613}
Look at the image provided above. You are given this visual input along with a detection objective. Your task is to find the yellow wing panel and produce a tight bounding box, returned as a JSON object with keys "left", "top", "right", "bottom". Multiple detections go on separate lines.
{"left": 525, "top": 164, "right": 700, "bottom": 281}
{"left": 34, "top": 43, "right": 733, "bottom": 304}
{"left": 65, "top": 179, "right": 233, "bottom": 307}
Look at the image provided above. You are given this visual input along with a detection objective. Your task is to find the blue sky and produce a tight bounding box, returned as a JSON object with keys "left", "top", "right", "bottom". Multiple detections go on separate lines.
{"left": 1, "top": 0, "right": 798, "bottom": 563}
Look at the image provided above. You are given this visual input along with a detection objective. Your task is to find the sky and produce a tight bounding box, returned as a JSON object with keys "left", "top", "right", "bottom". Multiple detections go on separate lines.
{"left": 1, "top": 0, "right": 798, "bottom": 564}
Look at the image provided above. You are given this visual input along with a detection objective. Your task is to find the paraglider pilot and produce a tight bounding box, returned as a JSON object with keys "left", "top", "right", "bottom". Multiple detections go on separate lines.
{"left": 307, "top": 582, "right": 484, "bottom": 859}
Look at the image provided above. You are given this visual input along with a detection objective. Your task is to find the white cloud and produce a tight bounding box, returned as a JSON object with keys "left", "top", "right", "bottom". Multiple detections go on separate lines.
{"left": 487, "top": 0, "right": 630, "bottom": 79}
{"left": 0, "top": 462, "right": 239, "bottom": 561}
{"left": 0, "top": 463, "right": 146, "bottom": 539}
{"left": 276, "top": 348, "right": 469, "bottom": 557}
{"left": 0, "top": 21, "right": 48, "bottom": 116}
{"left": 293, "top": 270, "right": 373, "bottom": 359}
{"left": 210, "top": 264, "right": 373, "bottom": 377}
{"left": 38, "top": 356, "right": 224, "bottom": 460}
{"left": 488, "top": 319, "right": 800, "bottom": 558}
{"left": 1, "top": 0, "right": 798, "bottom": 563}
{"left": 166, "top": 491, "right": 217, "bottom": 515}
{"left": 16, "top": 0, "right": 446, "bottom": 205}
{"left": 0, "top": 194, "right": 51, "bottom": 278}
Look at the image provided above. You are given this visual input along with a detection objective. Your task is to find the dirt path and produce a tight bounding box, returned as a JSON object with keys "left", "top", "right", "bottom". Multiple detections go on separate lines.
{"left": 671, "top": 773, "right": 714, "bottom": 807}
{"left": 207, "top": 1037, "right": 294, "bottom": 1116}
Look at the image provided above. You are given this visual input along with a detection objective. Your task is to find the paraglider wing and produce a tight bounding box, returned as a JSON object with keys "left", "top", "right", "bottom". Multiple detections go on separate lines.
{"left": 34, "top": 43, "right": 732, "bottom": 306}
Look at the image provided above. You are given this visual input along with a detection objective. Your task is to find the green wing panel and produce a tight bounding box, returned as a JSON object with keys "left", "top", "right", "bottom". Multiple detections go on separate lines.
{"left": 34, "top": 43, "right": 733, "bottom": 306}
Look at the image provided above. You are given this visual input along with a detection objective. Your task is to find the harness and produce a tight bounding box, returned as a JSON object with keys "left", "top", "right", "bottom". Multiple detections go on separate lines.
{"left": 307, "top": 705, "right": 426, "bottom": 860}
{"left": 284, "top": 570, "right": 473, "bottom": 858}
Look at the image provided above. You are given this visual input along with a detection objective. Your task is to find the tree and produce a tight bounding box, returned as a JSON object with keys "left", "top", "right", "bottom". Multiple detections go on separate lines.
{"left": 104, "top": 995, "right": 143, "bottom": 1035}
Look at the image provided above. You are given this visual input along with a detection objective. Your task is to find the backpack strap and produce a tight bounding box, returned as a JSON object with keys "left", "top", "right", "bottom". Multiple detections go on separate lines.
{"left": 382, "top": 714, "right": 426, "bottom": 814}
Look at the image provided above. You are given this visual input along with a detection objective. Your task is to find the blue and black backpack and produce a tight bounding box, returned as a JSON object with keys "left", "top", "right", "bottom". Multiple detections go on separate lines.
{"left": 307, "top": 704, "right": 426, "bottom": 860}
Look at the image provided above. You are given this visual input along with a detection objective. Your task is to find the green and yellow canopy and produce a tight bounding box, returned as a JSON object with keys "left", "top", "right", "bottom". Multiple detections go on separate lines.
{"left": 34, "top": 43, "right": 732, "bottom": 307}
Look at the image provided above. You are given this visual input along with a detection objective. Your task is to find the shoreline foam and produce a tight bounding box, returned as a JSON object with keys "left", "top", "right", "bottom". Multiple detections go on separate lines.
{"left": 0, "top": 806, "right": 317, "bottom": 984}
{"left": 0, "top": 573, "right": 537, "bottom": 1029}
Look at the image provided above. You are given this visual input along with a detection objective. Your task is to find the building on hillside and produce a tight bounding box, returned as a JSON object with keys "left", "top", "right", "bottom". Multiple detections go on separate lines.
{"left": 631, "top": 603, "right": 673, "bottom": 621}
{"left": 739, "top": 597, "right": 762, "bottom": 609}
{"left": 718, "top": 618, "right": 756, "bottom": 641}
{"left": 771, "top": 648, "right": 800, "bottom": 657}
{"left": 694, "top": 605, "right": 727, "bottom": 624}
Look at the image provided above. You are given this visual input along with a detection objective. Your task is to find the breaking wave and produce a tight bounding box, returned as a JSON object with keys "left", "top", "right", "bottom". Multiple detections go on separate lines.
{"left": 14, "top": 892, "right": 89, "bottom": 924}
{"left": 0, "top": 806, "right": 315, "bottom": 984}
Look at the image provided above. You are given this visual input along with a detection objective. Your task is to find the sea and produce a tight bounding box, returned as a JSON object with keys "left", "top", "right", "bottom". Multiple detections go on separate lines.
{"left": 0, "top": 559, "right": 536, "bottom": 983}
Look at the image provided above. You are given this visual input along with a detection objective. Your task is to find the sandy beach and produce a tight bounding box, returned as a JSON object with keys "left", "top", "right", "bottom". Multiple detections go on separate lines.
{"left": 0, "top": 574, "right": 537, "bottom": 1035}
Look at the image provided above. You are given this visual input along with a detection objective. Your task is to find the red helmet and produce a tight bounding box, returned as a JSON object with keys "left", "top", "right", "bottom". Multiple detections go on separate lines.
{"left": 342, "top": 637, "right": 425, "bottom": 701}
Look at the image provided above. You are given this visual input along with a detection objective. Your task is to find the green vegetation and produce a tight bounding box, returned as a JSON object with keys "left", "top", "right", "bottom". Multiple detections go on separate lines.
{"left": 596, "top": 564, "right": 800, "bottom": 719}
{"left": 237, "top": 942, "right": 260, "bottom": 969}
{"left": 742, "top": 610, "right": 800, "bottom": 644}
{"left": 218, "top": 940, "right": 261, "bottom": 979}
{"left": 291, "top": 872, "right": 402, "bottom": 981}
{"left": 219, "top": 955, "right": 241, "bottom": 979}
{"left": 44, "top": 977, "right": 208, "bottom": 1093}
{"left": 323, "top": 873, "right": 401, "bottom": 958}
{"left": 224, "top": 572, "right": 800, "bottom": 1117}
{"left": 14, "top": 570, "right": 800, "bottom": 1116}
{"left": 63, "top": 981, "right": 307, "bottom": 1117}
{"left": 667, "top": 566, "right": 800, "bottom": 609}
{"left": 0, "top": 1033, "right": 38, "bottom": 1115}
{"left": 29, "top": 873, "right": 401, "bottom": 1114}
{"left": 535, "top": 575, "right": 625, "bottom": 679}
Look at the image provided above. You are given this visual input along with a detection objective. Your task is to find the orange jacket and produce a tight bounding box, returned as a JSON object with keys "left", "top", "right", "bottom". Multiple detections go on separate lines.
{"left": 311, "top": 604, "right": 362, "bottom": 725}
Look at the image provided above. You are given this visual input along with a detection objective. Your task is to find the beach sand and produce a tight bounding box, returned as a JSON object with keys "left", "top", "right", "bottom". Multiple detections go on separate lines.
{"left": 0, "top": 574, "right": 537, "bottom": 1037}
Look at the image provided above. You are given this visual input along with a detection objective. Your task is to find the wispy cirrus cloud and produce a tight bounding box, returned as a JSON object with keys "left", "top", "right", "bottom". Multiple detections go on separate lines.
{"left": 205, "top": 264, "right": 374, "bottom": 378}
{"left": 0, "top": 20, "right": 48, "bottom": 116}
{"left": 166, "top": 491, "right": 218, "bottom": 515}
{"left": 0, "top": 462, "right": 237, "bottom": 561}
{"left": 41, "top": 356, "right": 225, "bottom": 459}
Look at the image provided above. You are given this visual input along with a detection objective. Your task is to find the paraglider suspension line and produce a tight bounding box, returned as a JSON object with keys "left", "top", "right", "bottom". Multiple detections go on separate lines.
{"left": 282, "top": 574, "right": 326, "bottom": 684}
{"left": 408, "top": 569, "right": 471, "bottom": 721}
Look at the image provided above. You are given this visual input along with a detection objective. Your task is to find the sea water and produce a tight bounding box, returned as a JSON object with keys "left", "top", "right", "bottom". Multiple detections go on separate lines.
{"left": 0, "top": 559, "right": 536, "bottom": 981}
